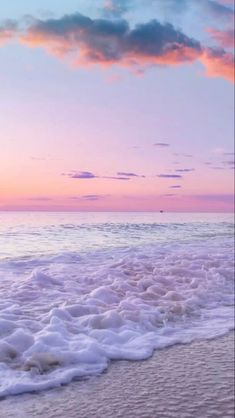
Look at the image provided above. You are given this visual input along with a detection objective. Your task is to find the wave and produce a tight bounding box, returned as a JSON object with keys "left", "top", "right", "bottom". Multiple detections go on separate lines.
{"left": 0, "top": 237, "right": 234, "bottom": 398}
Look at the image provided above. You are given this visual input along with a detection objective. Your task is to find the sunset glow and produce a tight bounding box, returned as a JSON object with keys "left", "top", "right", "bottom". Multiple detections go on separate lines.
{"left": 1, "top": 0, "right": 234, "bottom": 211}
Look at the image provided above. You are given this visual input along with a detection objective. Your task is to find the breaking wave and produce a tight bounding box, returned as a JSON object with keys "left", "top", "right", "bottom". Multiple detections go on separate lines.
{"left": 0, "top": 229, "right": 234, "bottom": 397}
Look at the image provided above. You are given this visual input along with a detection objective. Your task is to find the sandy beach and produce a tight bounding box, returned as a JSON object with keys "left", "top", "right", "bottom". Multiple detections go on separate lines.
{"left": 1, "top": 332, "right": 234, "bottom": 418}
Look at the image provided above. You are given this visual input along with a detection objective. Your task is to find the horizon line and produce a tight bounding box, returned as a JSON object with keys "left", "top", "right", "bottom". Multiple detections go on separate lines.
{"left": 0, "top": 210, "right": 234, "bottom": 214}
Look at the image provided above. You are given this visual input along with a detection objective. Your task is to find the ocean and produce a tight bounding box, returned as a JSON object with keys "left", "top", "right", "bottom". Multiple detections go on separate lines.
{"left": 0, "top": 212, "right": 234, "bottom": 398}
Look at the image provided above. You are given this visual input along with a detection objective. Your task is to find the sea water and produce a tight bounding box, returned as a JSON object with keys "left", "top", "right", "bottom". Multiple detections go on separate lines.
{"left": 0, "top": 212, "right": 234, "bottom": 397}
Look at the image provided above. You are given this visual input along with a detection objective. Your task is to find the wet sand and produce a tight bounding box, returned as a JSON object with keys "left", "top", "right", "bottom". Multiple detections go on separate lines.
{"left": 1, "top": 332, "right": 234, "bottom": 418}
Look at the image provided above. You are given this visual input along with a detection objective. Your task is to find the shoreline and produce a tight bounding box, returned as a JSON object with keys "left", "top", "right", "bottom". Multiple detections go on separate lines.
{"left": 1, "top": 332, "right": 234, "bottom": 418}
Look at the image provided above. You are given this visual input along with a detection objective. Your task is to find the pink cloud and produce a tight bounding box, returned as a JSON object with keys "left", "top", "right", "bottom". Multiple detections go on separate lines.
{"left": 20, "top": 14, "right": 235, "bottom": 82}
{"left": 201, "top": 48, "right": 234, "bottom": 83}
{"left": 0, "top": 21, "right": 17, "bottom": 45}
{"left": 0, "top": 13, "right": 234, "bottom": 82}
{"left": 208, "top": 27, "right": 235, "bottom": 49}
{"left": 20, "top": 17, "right": 202, "bottom": 70}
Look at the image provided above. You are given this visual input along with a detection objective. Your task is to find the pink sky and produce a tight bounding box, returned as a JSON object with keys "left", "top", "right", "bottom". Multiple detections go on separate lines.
{"left": 0, "top": 0, "right": 234, "bottom": 211}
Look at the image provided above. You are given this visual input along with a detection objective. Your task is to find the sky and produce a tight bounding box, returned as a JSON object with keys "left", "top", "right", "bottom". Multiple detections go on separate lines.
{"left": 0, "top": 0, "right": 234, "bottom": 212}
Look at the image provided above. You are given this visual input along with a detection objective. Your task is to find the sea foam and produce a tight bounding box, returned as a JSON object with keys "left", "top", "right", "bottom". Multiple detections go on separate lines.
{"left": 0, "top": 232, "right": 234, "bottom": 397}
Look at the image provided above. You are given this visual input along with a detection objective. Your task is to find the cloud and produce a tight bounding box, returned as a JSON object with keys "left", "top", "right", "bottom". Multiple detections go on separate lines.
{"left": 117, "top": 171, "right": 145, "bottom": 177}
{"left": 103, "top": 0, "right": 234, "bottom": 20}
{"left": 27, "top": 196, "right": 53, "bottom": 201}
{"left": 0, "top": 20, "right": 17, "bottom": 45}
{"left": 82, "top": 194, "right": 107, "bottom": 200}
{"left": 103, "top": 176, "right": 130, "bottom": 180}
{"left": 65, "top": 171, "right": 131, "bottom": 180}
{"left": 158, "top": 174, "right": 183, "bottom": 178}
{"left": 0, "top": 11, "right": 233, "bottom": 82}
{"left": 173, "top": 152, "right": 193, "bottom": 157}
{"left": 154, "top": 0, "right": 234, "bottom": 20}
{"left": 170, "top": 185, "right": 182, "bottom": 188}
{"left": 208, "top": 27, "right": 234, "bottom": 49}
{"left": 222, "top": 160, "right": 235, "bottom": 169}
{"left": 162, "top": 193, "right": 177, "bottom": 197}
{"left": 202, "top": 0, "right": 234, "bottom": 20}
{"left": 102, "top": 0, "right": 133, "bottom": 17}
{"left": 210, "top": 160, "right": 235, "bottom": 169}
{"left": 153, "top": 142, "right": 170, "bottom": 147}
{"left": 20, "top": 15, "right": 203, "bottom": 69}
{"left": 71, "top": 194, "right": 108, "bottom": 200}
{"left": 223, "top": 160, "right": 235, "bottom": 165}
{"left": 201, "top": 48, "right": 234, "bottom": 82}
{"left": 175, "top": 168, "right": 195, "bottom": 172}
{"left": 68, "top": 171, "right": 97, "bottom": 179}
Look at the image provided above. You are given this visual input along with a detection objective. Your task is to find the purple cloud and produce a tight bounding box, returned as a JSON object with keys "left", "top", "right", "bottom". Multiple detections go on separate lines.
{"left": 68, "top": 171, "right": 97, "bottom": 179}
{"left": 153, "top": 143, "right": 170, "bottom": 147}
{"left": 162, "top": 193, "right": 176, "bottom": 197}
{"left": 117, "top": 171, "right": 145, "bottom": 178}
{"left": 175, "top": 168, "right": 195, "bottom": 172}
{"left": 157, "top": 0, "right": 234, "bottom": 20}
{"left": 71, "top": 194, "right": 108, "bottom": 201}
{"left": 82, "top": 194, "right": 105, "bottom": 200}
{"left": 64, "top": 170, "right": 141, "bottom": 181}
{"left": 103, "top": 176, "right": 130, "bottom": 180}
{"left": 173, "top": 153, "right": 193, "bottom": 158}
{"left": 202, "top": 0, "right": 234, "bottom": 20}
{"left": 223, "top": 160, "right": 235, "bottom": 166}
{"left": 27, "top": 197, "right": 53, "bottom": 201}
{"left": 170, "top": 185, "right": 182, "bottom": 188}
{"left": 158, "top": 174, "right": 183, "bottom": 178}
{"left": 211, "top": 160, "right": 235, "bottom": 170}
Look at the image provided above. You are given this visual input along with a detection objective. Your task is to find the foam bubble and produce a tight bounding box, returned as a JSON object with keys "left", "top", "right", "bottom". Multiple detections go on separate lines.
{"left": 0, "top": 234, "right": 234, "bottom": 398}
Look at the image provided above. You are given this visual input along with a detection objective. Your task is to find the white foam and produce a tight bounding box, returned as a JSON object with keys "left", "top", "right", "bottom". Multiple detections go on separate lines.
{"left": 0, "top": 236, "right": 234, "bottom": 398}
